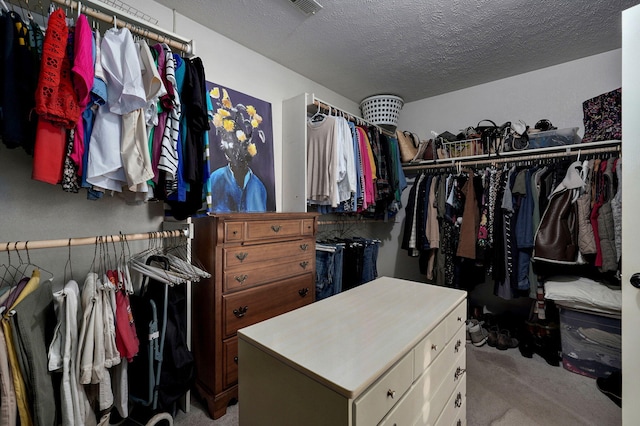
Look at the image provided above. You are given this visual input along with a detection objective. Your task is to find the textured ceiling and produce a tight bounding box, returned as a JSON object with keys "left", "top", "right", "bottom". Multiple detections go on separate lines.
{"left": 155, "top": 0, "right": 640, "bottom": 104}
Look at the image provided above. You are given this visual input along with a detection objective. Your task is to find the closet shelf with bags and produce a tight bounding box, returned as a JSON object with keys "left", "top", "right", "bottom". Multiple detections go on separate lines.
{"left": 402, "top": 139, "right": 621, "bottom": 172}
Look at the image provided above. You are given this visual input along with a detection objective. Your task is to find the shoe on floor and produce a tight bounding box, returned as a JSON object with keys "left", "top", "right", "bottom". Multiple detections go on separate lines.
{"left": 466, "top": 319, "right": 480, "bottom": 343}
{"left": 496, "top": 329, "right": 519, "bottom": 350}
{"left": 487, "top": 326, "right": 499, "bottom": 347}
{"left": 469, "top": 323, "right": 489, "bottom": 347}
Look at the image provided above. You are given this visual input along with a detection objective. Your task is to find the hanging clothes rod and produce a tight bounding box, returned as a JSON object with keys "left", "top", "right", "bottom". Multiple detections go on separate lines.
{"left": 402, "top": 141, "right": 621, "bottom": 172}
{"left": 0, "top": 229, "right": 188, "bottom": 252}
{"left": 311, "top": 96, "right": 396, "bottom": 137}
{"left": 51, "top": 0, "right": 194, "bottom": 55}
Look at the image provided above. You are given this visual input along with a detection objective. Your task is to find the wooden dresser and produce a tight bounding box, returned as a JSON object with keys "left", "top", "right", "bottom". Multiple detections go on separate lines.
{"left": 238, "top": 276, "right": 467, "bottom": 426}
{"left": 191, "top": 212, "right": 318, "bottom": 419}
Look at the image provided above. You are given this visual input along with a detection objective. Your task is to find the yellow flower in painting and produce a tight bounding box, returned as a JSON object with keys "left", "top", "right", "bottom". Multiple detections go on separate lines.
{"left": 223, "top": 119, "right": 235, "bottom": 132}
{"left": 236, "top": 130, "right": 247, "bottom": 142}
{"left": 247, "top": 143, "right": 257, "bottom": 157}
{"left": 210, "top": 87, "right": 220, "bottom": 99}
{"left": 251, "top": 118, "right": 259, "bottom": 128}
{"left": 213, "top": 113, "right": 223, "bottom": 128}
{"left": 246, "top": 105, "right": 256, "bottom": 117}
{"left": 217, "top": 108, "right": 231, "bottom": 117}
{"left": 222, "top": 97, "right": 232, "bottom": 108}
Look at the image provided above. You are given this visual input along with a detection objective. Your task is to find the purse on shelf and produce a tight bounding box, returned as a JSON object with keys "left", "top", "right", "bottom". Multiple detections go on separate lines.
{"left": 396, "top": 130, "right": 418, "bottom": 163}
{"left": 582, "top": 88, "right": 621, "bottom": 143}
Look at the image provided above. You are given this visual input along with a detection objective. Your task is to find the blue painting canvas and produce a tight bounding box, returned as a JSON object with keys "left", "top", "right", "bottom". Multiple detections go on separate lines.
{"left": 205, "top": 82, "right": 275, "bottom": 213}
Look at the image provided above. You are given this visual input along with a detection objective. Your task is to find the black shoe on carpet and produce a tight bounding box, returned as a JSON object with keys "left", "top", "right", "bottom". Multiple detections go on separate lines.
{"left": 597, "top": 370, "right": 622, "bottom": 408}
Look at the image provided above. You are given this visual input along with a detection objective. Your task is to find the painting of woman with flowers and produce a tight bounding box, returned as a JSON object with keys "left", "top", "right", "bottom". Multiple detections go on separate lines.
{"left": 206, "top": 83, "right": 275, "bottom": 213}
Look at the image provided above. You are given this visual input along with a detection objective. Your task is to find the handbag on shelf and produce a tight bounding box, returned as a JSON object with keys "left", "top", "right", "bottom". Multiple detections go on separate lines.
{"left": 582, "top": 88, "right": 621, "bottom": 143}
{"left": 396, "top": 130, "right": 418, "bottom": 163}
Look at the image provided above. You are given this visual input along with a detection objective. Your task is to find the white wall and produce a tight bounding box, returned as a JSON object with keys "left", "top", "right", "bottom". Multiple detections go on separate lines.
{"left": 383, "top": 50, "right": 622, "bottom": 310}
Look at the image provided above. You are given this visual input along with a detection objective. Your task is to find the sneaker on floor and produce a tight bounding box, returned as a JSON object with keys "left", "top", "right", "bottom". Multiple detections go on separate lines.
{"left": 496, "top": 329, "right": 519, "bottom": 350}
{"left": 466, "top": 319, "right": 480, "bottom": 343}
{"left": 469, "top": 323, "right": 489, "bottom": 347}
{"left": 596, "top": 370, "right": 622, "bottom": 407}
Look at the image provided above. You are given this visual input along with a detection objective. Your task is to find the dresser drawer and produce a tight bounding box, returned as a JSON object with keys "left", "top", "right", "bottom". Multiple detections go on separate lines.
{"left": 414, "top": 314, "right": 448, "bottom": 379}
{"left": 415, "top": 348, "right": 466, "bottom": 425}
{"left": 434, "top": 375, "right": 466, "bottom": 426}
{"left": 222, "top": 337, "right": 238, "bottom": 389}
{"left": 245, "top": 219, "right": 308, "bottom": 241}
{"left": 223, "top": 253, "right": 314, "bottom": 292}
{"left": 380, "top": 327, "right": 466, "bottom": 426}
{"left": 446, "top": 301, "right": 467, "bottom": 341}
{"left": 223, "top": 274, "right": 314, "bottom": 338}
{"left": 353, "top": 350, "right": 414, "bottom": 426}
{"left": 223, "top": 238, "right": 314, "bottom": 270}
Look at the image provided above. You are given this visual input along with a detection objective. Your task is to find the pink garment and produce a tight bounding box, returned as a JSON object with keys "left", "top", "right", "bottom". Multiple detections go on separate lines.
{"left": 356, "top": 127, "right": 374, "bottom": 210}
{"left": 70, "top": 15, "right": 95, "bottom": 173}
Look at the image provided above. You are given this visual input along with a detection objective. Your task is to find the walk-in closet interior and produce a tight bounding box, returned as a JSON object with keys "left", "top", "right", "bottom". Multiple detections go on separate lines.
{"left": 0, "top": 0, "right": 637, "bottom": 425}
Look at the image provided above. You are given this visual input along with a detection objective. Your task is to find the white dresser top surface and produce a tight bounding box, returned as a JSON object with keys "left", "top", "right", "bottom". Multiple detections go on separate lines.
{"left": 238, "top": 276, "right": 466, "bottom": 398}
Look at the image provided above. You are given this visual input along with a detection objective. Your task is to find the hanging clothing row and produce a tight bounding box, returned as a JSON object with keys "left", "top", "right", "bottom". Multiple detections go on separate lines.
{"left": 0, "top": 233, "right": 209, "bottom": 426}
{"left": 315, "top": 236, "right": 380, "bottom": 300}
{"left": 306, "top": 106, "right": 408, "bottom": 220}
{"left": 0, "top": 4, "right": 209, "bottom": 219}
{"left": 401, "top": 152, "right": 622, "bottom": 300}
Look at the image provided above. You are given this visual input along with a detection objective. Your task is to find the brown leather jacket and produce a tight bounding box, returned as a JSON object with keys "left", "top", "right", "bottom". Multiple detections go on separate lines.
{"left": 533, "top": 188, "right": 579, "bottom": 264}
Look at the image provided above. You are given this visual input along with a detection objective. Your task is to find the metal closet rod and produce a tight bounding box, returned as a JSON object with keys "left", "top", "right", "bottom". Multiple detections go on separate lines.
{"left": 402, "top": 144, "right": 621, "bottom": 172}
{"left": 311, "top": 97, "right": 395, "bottom": 137}
{"left": 51, "top": 0, "right": 194, "bottom": 55}
{"left": 0, "top": 229, "right": 188, "bottom": 252}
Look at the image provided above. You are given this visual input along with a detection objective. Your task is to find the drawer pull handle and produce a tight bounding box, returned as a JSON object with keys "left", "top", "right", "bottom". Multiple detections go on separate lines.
{"left": 299, "top": 261, "right": 309, "bottom": 269}
{"left": 431, "top": 344, "right": 438, "bottom": 351}
{"left": 300, "top": 243, "right": 309, "bottom": 251}
{"left": 234, "top": 356, "right": 238, "bottom": 364}
{"left": 455, "top": 339, "right": 462, "bottom": 353}
{"left": 233, "top": 306, "right": 249, "bottom": 318}
{"left": 458, "top": 316, "right": 463, "bottom": 322}
{"left": 387, "top": 389, "right": 396, "bottom": 399}
{"left": 235, "top": 252, "right": 248, "bottom": 262}
{"left": 454, "top": 366, "right": 466, "bottom": 381}
{"left": 299, "top": 288, "right": 310, "bottom": 297}
{"left": 455, "top": 392, "right": 462, "bottom": 408}
{"left": 271, "top": 225, "right": 281, "bottom": 233}
{"left": 234, "top": 274, "right": 248, "bottom": 284}
{"left": 233, "top": 230, "right": 238, "bottom": 235}
{"left": 457, "top": 420, "right": 462, "bottom": 426}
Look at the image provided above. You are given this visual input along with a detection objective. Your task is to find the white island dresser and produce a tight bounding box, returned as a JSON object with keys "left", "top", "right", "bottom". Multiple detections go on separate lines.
{"left": 238, "top": 276, "right": 467, "bottom": 425}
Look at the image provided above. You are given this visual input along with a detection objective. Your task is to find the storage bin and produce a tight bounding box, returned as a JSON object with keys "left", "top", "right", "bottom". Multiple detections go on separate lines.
{"left": 359, "top": 95, "right": 404, "bottom": 129}
{"left": 559, "top": 306, "right": 621, "bottom": 379}
{"left": 527, "top": 127, "right": 581, "bottom": 149}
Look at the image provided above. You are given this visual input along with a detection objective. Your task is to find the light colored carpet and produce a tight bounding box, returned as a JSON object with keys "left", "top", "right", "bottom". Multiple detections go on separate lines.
{"left": 173, "top": 343, "right": 621, "bottom": 425}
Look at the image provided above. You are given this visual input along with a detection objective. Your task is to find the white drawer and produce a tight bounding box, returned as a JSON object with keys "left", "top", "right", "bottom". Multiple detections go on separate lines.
{"left": 414, "top": 316, "right": 447, "bottom": 380}
{"left": 354, "top": 350, "right": 414, "bottom": 426}
{"left": 435, "top": 377, "right": 466, "bottom": 426}
{"left": 414, "top": 348, "right": 466, "bottom": 425}
{"left": 381, "top": 327, "right": 466, "bottom": 426}
{"left": 446, "top": 301, "right": 467, "bottom": 341}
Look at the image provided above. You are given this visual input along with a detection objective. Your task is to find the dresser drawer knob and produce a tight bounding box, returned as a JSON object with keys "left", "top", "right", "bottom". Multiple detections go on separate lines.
{"left": 234, "top": 356, "right": 238, "bottom": 364}
{"left": 300, "top": 243, "right": 309, "bottom": 251}
{"left": 458, "top": 316, "right": 463, "bottom": 322}
{"left": 455, "top": 392, "right": 462, "bottom": 408}
{"left": 234, "top": 274, "right": 248, "bottom": 284}
{"left": 455, "top": 339, "right": 462, "bottom": 353}
{"left": 233, "top": 306, "right": 249, "bottom": 318}
{"left": 235, "top": 252, "right": 248, "bottom": 262}
{"left": 431, "top": 344, "right": 438, "bottom": 351}
{"left": 271, "top": 225, "right": 281, "bottom": 233}
{"left": 387, "top": 389, "right": 396, "bottom": 399}
{"left": 298, "top": 288, "right": 310, "bottom": 297}
{"left": 299, "top": 261, "right": 309, "bottom": 269}
{"left": 454, "top": 366, "right": 466, "bottom": 381}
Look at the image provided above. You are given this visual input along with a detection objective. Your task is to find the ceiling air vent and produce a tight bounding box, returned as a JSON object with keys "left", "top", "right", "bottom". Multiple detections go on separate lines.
{"left": 289, "top": 0, "right": 323, "bottom": 16}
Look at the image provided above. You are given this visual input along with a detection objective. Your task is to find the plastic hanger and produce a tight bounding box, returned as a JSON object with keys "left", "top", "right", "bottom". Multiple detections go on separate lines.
{"left": 309, "top": 103, "right": 326, "bottom": 123}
